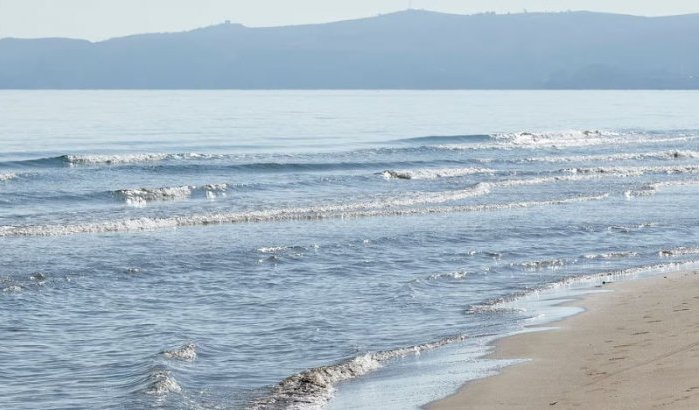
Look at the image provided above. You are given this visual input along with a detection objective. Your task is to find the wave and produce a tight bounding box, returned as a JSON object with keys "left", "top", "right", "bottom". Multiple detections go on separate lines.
{"left": 61, "top": 153, "right": 226, "bottom": 165}
{"left": 115, "top": 184, "right": 228, "bottom": 206}
{"left": 116, "top": 186, "right": 195, "bottom": 206}
{"left": 257, "top": 245, "right": 313, "bottom": 254}
{"left": 517, "top": 259, "right": 566, "bottom": 271}
{"left": 518, "top": 150, "right": 699, "bottom": 164}
{"left": 437, "top": 131, "right": 697, "bottom": 151}
{"left": 0, "top": 172, "right": 17, "bottom": 181}
{"left": 381, "top": 167, "right": 494, "bottom": 180}
{"left": 607, "top": 223, "right": 656, "bottom": 233}
{"left": 583, "top": 251, "right": 639, "bottom": 260}
{"left": 624, "top": 179, "right": 699, "bottom": 198}
{"left": 469, "top": 260, "right": 699, "bottom": 314}
{"left": 564, "top": 165, "right": 699, "bottom": 177}
{"left": 0, "top": 194, "right": 608, "bottom": 237}
{"left": 426, "top": 271, "right": 470, "bottom": 281}
{"left": 146, "top": 369, "right": 182, "bottom": 395}
{"left": 163, "top": 343, "right": 197, "bottom": 362}
{"left": 249, "top": 335, "right": 466, "bottom": 410}
{"left": 391, "top": 134, "right": 493, "bottom": 144}
{"left": 5, "top": 153, "right": 473, "bottom": 179}
{"left": 491, "top": 174, "right": 602, "bottom": 188}
{"left": 659, "top": 246, "right": 699, "bottom": 257}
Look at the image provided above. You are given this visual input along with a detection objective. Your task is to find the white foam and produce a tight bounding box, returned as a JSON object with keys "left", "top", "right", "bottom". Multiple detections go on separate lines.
{"left": 381, "top": 167, "right": 493, "bottom": 180}
{"left": 257, "top": 246, "right": 290, "bottom": 254}
{"left": 492, "top": 174, "right": 602, "bottom": 188}
{"left": 250, "top": 335, "right": 466, "bottom": 410}
{"left": 427, "top": 271, "right": 469, "bottom": 280}
{"left": 116, "top": 186, "right": 195, "bottom": 206}
{"left": 471, "top": 260, "right": 699, "bottom": 314}
{"left": 0, "top": 172, "right": 17, "bottom": 181}
{"left": 438, "top": 131, "right": 696, "bottom": 151}
{"left": 163, "top": 343, "right": 197, "bottom": 362}
{"left": 625, "top": 179, "right": 699, "bottom": 199}
{"left": 115, "top": 183, "right": 230, "bottom": 206}
{"left": 63, "top": 153, "right": 223, "bottom": 165}
{"left": 583, "top": 251, "right": 639, "bottom": 260}
{"left": 0, "top": 194, "right": 608, "bottom": 237}
{"left": 659, "top": 247, "right": 699, "bottom": 257}
{"left": 564, "top": 165, "right": 699, "bottom": 177}
{"left": 146, "top": 371, "right": 182, "bottom": 395}
{"left": 203, "top": 183, "right": 228, "bottom": 199}
{"left": 519, "top": 150, "right": 699, "bottom": 164}
{"left": 518, "top": 259, "right": 566, "bottom": 271}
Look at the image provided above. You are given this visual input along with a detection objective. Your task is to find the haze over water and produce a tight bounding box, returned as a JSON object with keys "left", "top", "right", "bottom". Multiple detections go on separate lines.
{"left": 2, "top": 90, "right": 699, "bottom": 409}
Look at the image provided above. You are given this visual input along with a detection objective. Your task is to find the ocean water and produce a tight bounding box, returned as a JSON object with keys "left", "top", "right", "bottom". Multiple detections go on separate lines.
{"left": 2, "top": 90, "right": 699, "bottom": 409}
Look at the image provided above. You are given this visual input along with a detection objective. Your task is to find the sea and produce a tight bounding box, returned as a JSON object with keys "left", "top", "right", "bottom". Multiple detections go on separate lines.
{"left": 2, "top": 90, "right": 699, "bottom": 409}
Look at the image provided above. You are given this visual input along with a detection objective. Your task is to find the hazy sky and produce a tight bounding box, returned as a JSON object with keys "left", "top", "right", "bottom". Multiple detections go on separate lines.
{"left": 1, "top": 0, "right": 698, "bottom": 41}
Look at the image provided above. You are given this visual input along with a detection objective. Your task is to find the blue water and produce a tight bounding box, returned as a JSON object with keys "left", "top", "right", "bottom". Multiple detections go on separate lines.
{"left": 2, "top": 90, "right": 699, "bottom": 409}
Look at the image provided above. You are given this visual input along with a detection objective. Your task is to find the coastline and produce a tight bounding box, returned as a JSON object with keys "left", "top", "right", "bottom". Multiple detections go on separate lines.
{"left": 430, "top": 270, "right": 699, "bottom": 409}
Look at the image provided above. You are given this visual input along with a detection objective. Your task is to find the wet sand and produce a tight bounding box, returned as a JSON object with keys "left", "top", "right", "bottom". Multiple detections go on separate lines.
{"left": 431, "top": 271, "right": 699, "bottom": 410}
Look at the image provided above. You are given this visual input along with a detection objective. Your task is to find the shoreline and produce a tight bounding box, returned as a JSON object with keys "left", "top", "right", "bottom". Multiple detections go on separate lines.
{"left": 429, "top": 270, "right": 699, "bottom": 409}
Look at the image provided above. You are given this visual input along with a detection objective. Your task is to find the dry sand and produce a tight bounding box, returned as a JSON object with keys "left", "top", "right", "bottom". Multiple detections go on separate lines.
{"left": 431, "top": 271, "right": 699, "bottom": 410}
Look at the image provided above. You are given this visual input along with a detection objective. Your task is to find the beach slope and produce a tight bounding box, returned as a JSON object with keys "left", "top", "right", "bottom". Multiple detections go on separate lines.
{"left": 431, "top": 271, "right": 699, "bottom": 410}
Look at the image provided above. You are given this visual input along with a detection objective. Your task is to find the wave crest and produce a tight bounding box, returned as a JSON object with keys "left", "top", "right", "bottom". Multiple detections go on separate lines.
{"left": 0, "top": 172, "right": 17, "bottom": 181}
{"left": 61, "top": 153, "right": 223, "bottom": 165}
{"left": 0, "top": 194, "right": 607, "bottom": 237}
{"left": 381, "top": 167, "right": 493, "bottom": 180}
{"left": 250, "top": 335, "right": 466, "bottom": 409}
{"left": 163, "top": 343, "right": 197, "bottom": 362}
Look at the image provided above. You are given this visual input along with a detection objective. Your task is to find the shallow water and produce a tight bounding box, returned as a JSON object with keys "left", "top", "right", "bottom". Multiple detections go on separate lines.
{"left": 2, "top": 90, "right": 699, "bottom": 409}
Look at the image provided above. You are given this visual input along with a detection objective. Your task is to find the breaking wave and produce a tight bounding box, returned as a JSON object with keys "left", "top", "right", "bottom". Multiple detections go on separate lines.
{"left": 583, "top": 251, "right": 639, "bottom": 260}
{"left": 61, "top": 153, "right": 225, "bottom": 165}
{"left": 426, "top": 270, "right": 470, "bottom": 281}
{"left": 517, "top": 259, "right": 566, "bottom": 271}
{"left": 518, "top": 150, "right": 699, "bottom": 164}
{"left": 249, "top": 335, "right": 466, "bottom": 410}
{"left": 0, "top": 194, "right": 608, "bottom": 237}
{"left": 381, "top": 167, "right": 494, "bottom": 180}
{"left": 116, "top": 186, "right": 194, "bottom": 206}
{"left": 115, "top": 184, "right": 228, "bottom": 206}
{"left": 564, "top": 165, "right": 699, "bottom": 177}
{"left": 0, "top": 172, "right": 18, "bottom": 181}
{"left": 491, "top": 174, "right": 602, "bottom": 188}
{"left": 659, "top": 246, "right": 699, "bottom": 257}
{"left": 163, "top": 343, "right": 197, "bottom": 362}
{"left": 438, "top": 131, "right": 697, "bottom": 151}
{"left": 625, "top": 179, "right": 699, "bottom": 198}
{"left": 146, "top": 369, "right": 182, "bottom": 395}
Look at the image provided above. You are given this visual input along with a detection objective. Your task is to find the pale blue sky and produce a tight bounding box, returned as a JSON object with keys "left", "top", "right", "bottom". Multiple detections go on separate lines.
{"left": 1, "top": 0, "right": 698, "bottom": 41}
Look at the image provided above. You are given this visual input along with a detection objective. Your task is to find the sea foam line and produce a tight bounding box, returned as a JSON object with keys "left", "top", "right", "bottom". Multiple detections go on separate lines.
{"left": 564, "top": 165, "right": 699, "bottom": 177}
{"left": 381, "top": 167, "right": 494, "bottom": 180}
{"left": 248, "top": 335, "right": 467, "bottom": 410}
{"left": 0, "top": 194, "right": 607, "bottom": 237}
{"left": 438, "top": 132, "right": 697, "bottom": 151}
{"left": 516, "top": 150, "right": 699, "bottom": 164}
{"left": 61, "top": 153, "right": 227, "bottom": 165}
{"left": 624, "top": 179, "right": 699, "bottom": 198}
{"left": 469, "top": 260, "right": 699, "bottom": 314}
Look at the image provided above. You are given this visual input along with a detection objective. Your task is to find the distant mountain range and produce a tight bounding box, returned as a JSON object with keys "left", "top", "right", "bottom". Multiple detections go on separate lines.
{"left": 1, "top": 10, "right": 699, "bottom": 89}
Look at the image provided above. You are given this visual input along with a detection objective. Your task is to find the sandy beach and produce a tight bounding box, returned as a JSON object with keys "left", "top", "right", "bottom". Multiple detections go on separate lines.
{"left": 431, "top": 271, "right": 699, "bottom": 410}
